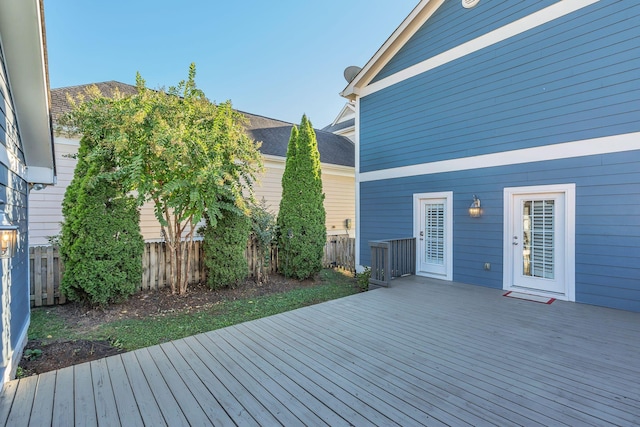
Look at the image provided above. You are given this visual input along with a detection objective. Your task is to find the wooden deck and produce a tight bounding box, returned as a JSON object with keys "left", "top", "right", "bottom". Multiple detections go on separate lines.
{"left": 1, "top": 276, "right": 639, "bottom": 426}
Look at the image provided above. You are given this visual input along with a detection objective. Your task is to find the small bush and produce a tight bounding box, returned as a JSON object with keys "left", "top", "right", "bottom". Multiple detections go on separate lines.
{"left": 203, "top": 209, "right": 251, "bottom": 290}
{"left": 250, "top": 200, "right": 277, "bottom": 284}
{"left": 356, "top": 267, "right": 371, "bottom": 292}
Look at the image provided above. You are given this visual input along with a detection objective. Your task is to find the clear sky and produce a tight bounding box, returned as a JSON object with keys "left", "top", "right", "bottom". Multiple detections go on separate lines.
{"left": 44, "top": 0, "right": 418, "bottom": 128}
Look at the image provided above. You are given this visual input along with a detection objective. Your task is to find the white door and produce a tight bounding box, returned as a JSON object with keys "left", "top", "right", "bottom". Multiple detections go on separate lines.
{"left": 414, "top": 192, "right": 452, "bottom": 280}
{"left": 504, "top": 185, "right": 575, "bottom": 300}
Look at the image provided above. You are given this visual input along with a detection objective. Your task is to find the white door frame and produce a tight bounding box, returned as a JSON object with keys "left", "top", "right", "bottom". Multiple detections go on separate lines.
{"left": 503, "top": 184, "right": 576, "bottom": 301}
{"left": 413, "top": 192, "right": 453, "bottom": 281}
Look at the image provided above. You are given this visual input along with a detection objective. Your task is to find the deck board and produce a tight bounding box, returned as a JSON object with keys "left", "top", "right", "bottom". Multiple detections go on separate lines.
{"left": 104, "top": 356, "right": 143, "bottom": 427}
{"left": 51, "top": 366, "right": 74, "bottom": 427}
{"left": 1, "top": 276, "right": 639, "bottom": 426}
{"left": 118, "top": 352, "right": 166, "bottom": 427}
{"left": 29, "top": 371, "right": 56, "bottom": 427}
{"left": 73, "top": 363, "right": 97, "bottom": 426}
{"left": 6, "top": 374, "right": 37, "bottom": 427}
{"left": 308, "top": 294, "right": 631, "bottom": 423}
{"left": 159, "top": 341, "right": 235, "bottom": 426}
{"left": 133, "top": 347, "right": 189, "bottom": 426}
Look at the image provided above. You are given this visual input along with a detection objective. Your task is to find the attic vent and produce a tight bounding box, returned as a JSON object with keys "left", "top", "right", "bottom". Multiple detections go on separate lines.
{"left": 462, "top": 0, "right": 480, "bottom": 8}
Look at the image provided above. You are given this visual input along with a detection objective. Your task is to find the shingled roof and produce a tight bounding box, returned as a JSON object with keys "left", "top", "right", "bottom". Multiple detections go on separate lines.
{"left": 51, "top": 81, "right": 354, "bottom": 168}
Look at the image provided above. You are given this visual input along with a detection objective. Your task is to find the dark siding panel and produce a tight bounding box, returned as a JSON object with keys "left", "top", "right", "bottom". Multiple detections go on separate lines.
{"left": 361, "top": 2, "right": 640, "bottom": 172}
{"left": 374, "top": 0, "right": 557, "bottom": 82}
{"left": 359, "top": 150, "right": 640, "bottom": 312}
{"left": 0, "top": 43, "right": 30, "bottom": 364}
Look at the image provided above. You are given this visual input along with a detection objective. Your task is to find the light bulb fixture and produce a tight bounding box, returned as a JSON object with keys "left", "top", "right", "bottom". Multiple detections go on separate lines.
{"left": 345, "top": 218, "right": 352, "bottom": 230}
{"left": 0, "top": 200, "right": 18, "bottom": 258}
{"left": 469, "top": 195, "right": 482, "bottom": 218}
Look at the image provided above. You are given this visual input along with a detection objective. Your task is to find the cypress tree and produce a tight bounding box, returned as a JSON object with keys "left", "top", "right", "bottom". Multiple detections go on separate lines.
{"left": 277, "top": 115, "right": 326, "bottom": 279}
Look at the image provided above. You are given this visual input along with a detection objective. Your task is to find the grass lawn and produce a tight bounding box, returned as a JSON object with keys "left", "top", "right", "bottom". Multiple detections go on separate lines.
{"left": 29, "top": 269, "right": 360, "bottom": 351}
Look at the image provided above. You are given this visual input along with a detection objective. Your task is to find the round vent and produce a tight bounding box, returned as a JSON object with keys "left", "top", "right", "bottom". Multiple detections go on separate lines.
{"left": 462, "top": 0, "right": 480, "bottom": 8}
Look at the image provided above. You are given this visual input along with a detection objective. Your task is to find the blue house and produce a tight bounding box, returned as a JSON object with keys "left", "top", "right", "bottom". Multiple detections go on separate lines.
{"left": 0, "top": 0, "right": 56, "bottom": 386}
{"left": 341, "top": 0, "right": 640, "bottom": 312}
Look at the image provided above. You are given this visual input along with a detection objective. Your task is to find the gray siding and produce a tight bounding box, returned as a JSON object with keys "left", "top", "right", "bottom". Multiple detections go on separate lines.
{"left": 0, "top": 38, "right": 30, "bottom": 377}
{"left": 359, "top": 150, "right": 640, "bottom": 312}
{"left": 373, "top": 0, "right": 556, "bottom": 82}
{"left": 360, "top": 1, "right": 640, "bottom": 173}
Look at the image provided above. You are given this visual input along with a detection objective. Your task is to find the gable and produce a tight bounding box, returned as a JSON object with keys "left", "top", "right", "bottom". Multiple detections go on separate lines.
{"left": 372, "top": 0, "right": 557, "bottom": 82}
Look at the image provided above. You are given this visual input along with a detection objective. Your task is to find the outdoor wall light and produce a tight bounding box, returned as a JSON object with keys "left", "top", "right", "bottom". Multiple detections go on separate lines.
{"left": 345, "top": 218, "right": 352, "bottom": 230}
{"left": 469, "top": 195, "right": 482, "bottom": 218}
{"left": 0, "top": 200, "right": 18, "bottom": 258}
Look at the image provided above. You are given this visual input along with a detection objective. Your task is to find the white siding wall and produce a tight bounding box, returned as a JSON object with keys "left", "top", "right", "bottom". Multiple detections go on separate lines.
{"left": 28, "top": 141, "right": 355, "bottom": 244}
{"left": 28, "top": 137, "right": 77, "bottom": 245}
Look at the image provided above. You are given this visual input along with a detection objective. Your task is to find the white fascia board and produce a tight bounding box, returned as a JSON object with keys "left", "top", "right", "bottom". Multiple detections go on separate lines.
{"left": 26, "top": 166, "right": 55, "bottom": 185}
{"left": 330, "top": 102, "right": 356, "bottom": 126}
{"left": 0, "top": 0, "right": 55, "bottom": 176}
{"left": 340, "top": 0, "right": 444, "bottom": 99}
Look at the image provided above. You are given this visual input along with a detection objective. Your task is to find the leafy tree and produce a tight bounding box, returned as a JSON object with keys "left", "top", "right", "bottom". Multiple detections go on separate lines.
{"left": 276, "top": 115, "right": 326, "bottom": 279}
{"left": 202, "top": 208, "right": 251, "bottom": 289}
{"left": 61, "top": 64, "right": 262, "bottom": 295}
{"left": 59, "top": 92, "right": 144, "bottom": 305}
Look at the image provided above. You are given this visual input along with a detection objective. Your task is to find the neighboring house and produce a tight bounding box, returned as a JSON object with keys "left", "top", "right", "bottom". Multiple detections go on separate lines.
{"left": 322, "top": 101, "right": 355, "bottom": 142}
{"left": 341, "top": 0, "right": 640, "bottom": 312}
{"left": 0, "top": 0, "right": 55, "bottom": 387}
{"left": 29, "top": 82, "right": 355, "bottom": 244}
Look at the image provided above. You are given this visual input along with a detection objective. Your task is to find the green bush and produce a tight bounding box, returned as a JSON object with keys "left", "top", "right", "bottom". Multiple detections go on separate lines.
{"left": 356, "top": 267, "right": 371, "bottom": 292}
{"left": 203, "top": 209, "right": 251, "bottom": 289}
{"left": 277, "top": 115, "right": 327, "bottom": 279}
{"left": 60, "top": 137, "right": 144, "bottom": 306}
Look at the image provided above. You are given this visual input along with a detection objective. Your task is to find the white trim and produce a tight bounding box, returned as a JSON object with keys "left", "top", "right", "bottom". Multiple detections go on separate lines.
{"left": 26, "top": 166, "right": 55, "bottom": 185}
{"left": 330, "top": 102, "right": 356, "bottom": 127}
{"left": 355, "top": 98, "right": 362, "bottom": 267}
{"left": 341, "top": 0, "right": 444, "bottom": 98}
{"left": 413, "top": 191, "right": 453, "bottom": 281}
{"left": 503, "top": 184, "right": 575, "bottom": 302}
{"left": 360, "top": 0, "right": 599, "bottom": 98}
{"left": 360, "top": 132, "right": 640, "bottom": 183}
{"left": 1, "top": 317, "right": 28, "bottom": 387}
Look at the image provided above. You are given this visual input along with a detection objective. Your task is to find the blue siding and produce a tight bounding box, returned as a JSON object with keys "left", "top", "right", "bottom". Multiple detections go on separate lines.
{"left": 360, "top": 1, "right": 640, "bottom": 173}
{"left": 359, "top": 151, "right": 640, "bottom": 312}
{"left": 0, "top": 40, "right": 30, "bottom": 378}
{"left": 373, "top": 0, "right": 556, "bottom": 82}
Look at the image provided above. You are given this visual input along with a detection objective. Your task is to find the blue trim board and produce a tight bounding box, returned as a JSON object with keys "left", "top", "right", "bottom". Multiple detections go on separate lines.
{"left": 359, "top": 150, "right": 640, "bottom": 312}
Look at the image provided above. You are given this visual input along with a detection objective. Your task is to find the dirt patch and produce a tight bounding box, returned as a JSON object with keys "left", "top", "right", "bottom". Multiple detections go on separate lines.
{"left": 19, "top": 273, "right": 334, "bottom": 377}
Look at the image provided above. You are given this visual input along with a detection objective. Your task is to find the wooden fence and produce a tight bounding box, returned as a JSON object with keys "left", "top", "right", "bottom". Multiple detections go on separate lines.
{"left": 30, "top": 235, "right": 354, "bottom": 307}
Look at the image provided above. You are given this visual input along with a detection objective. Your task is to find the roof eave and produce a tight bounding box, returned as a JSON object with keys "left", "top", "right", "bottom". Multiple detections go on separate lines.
{"left": 0, "top": 0, "right": 55, "bottom": 184}
{"left": 340, "top": 0, "right": 445, "bottom": 99}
